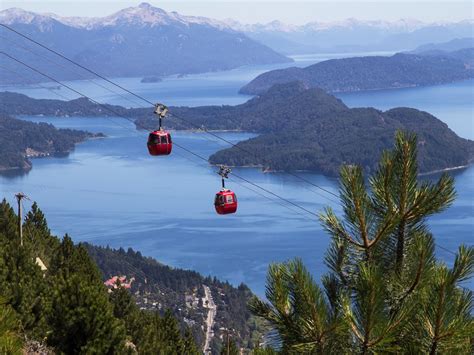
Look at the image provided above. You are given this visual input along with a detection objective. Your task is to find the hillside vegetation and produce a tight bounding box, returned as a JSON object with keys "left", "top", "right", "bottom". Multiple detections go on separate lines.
{"left": 0, "top": 200, "right": 200, "bottom": 353}
{"left": 239, "top": 51, "right": 474, "bottom": 95}
{"left": 209, "top": 83, "right": 474, "bottom": 175}
{"left": 2, "top": 82, "right": 473, "bottom": 176}
{"left": 85, "top": 244, "right": 264, "bottom": 351}
{"left": 250, "top": 132, "right": 473, "bottom": 353}
{"left": 0, "top": 200, "right": 264, "bottom": 353}
{"left": 0, "top": 114, "right": 102, "bottom": 172}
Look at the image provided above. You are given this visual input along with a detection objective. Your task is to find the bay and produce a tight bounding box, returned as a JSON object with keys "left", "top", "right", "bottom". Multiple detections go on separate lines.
{"left": 1, "top": 52, "right": 473, "bottom": 294}
{"left": 1, "top": 116, "right": 472, "bottom": 294}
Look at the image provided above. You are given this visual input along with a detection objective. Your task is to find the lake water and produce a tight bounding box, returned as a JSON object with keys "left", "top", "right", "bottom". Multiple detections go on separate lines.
{"left": 1, "top": 53, "right": 473, "bottom": 294}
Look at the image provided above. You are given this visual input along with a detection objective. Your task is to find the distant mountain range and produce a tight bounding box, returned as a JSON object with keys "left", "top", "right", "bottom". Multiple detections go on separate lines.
{"left": 231, "top": 18, "right": 474, "bottom": 54}
{"left": 410, "top": 37, "right": 474, "bottom": 53}
{"left": 0, "top": 3, "right": 290, "bottom": 84}
{"left": 2, "top": 85, "right": 472, "bottom": 176}
{"left": 407, "top": 38, "right": 474, "bottom": 67}
{"left": 240, "top": 49, "right": 474, "bottom": 95}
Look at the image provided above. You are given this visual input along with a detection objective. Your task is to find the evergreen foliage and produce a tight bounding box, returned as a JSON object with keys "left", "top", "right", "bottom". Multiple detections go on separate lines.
{"left": 0, "top": 296, "right": 22, "bottom": 354}
{"left": 249, "top": 131, "right": 473, "bottom": 353}
{"left": 85, "top": 243, "right": 264, "bottom": 351}
{"left": 0, "top": 199, "right": 199, "bottom": 353}
{"left": 2, "top": 87, "right": 473, "bottom": 176}
{"left": 220, "top": 336, "right": 240, "bottom": 355}
{"left": 0, "top": 113, "right": 102, "bottom": 171}
{"left": 240, "top": 51, "right": 474, "bottom": 95}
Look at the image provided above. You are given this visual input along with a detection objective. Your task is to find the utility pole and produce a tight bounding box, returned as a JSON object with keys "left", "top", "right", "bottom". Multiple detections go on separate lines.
{"left": 15, "top": 192, "right": 27, "bottom": 247}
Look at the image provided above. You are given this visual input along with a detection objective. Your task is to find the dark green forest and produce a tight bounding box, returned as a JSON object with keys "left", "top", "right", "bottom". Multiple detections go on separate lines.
{"left": 0, "top": 113, "right": 103, "bottom": 171}
{"left": 0, "top": 199, "right": 264, "bottom": 353}
{"left": 2, "top": 84, "right": 473, "bottom": 177}
{"left": 85, "top": 244, "right": 265, "bottom": 351}
{"left": 239, "top": 50, "right": 474, "bottom": 95}
{"left": 207, "top": 83, "right": 474, "bottom": 176}
{"left": 0, "top": 200, "right": 203, "bottom": 353}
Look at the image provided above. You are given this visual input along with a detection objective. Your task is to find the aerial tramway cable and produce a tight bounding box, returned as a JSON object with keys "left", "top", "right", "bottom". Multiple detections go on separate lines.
{"left": 1, "top": 51, "right": 321, "bottom": 219}
{"left": 0, "top": 49, "right": 461, "bottom": 255}
{"left": 0, "top": 34, "right": 145, "bottom": 108}
{"left": 0, "top": 65, "right": 137, "bottom": 131}
{"left": 0, "top": 23, "right": 340, "bottom": 202}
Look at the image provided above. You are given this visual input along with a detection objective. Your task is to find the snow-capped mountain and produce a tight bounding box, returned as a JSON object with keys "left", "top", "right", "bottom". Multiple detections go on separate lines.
{"left": 0, "top": 3, "right": 291, "bottom": 85}
{"left": 0, "top": 3, "right": 233, "bottom": 31}
{"left": 0, "top": 7, "right": 58, "bottom": 31}
{"left": 227, "top": 17, "right": 473, "bottom": 54}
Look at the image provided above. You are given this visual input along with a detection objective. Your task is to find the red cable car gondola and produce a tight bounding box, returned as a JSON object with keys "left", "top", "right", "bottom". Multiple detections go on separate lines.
{"left": 214, "top": 165, "right": 237, "bottom": 215}
{"left": 147, "top": 103, "right": 172, "bottom": 156}
{"left": 147, "top": 130, "right": 172, "bottom": 155}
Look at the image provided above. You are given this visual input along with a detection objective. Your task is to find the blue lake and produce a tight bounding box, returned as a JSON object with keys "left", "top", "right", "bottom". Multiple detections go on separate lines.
{"left": 1, "top": 54, "right": 473, "bottom": 294}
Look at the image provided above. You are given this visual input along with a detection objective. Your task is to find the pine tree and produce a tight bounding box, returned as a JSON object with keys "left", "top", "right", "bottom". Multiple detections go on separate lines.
{"left": 0, "top": 199, "right": 201, "bottom": 353}
{"left": 220, "top": 335, "right": 240, "bottom": 355}
{"left": 250, "top": 131, "right": 473, "bottom": 353}
{"left": 46, "top": 236, "right": 126, "bottom": 353}
{"left": 0, "top": 296, "right": 22, "bottom": 354}
{"left": 110, "top": 285, "right": 136, "bottom": 321}
{"left": 24, "top": 202, "right": 59, "bottom": 265}
{"left": 183, "top": 328, "right": 201, "bottom": 354}
{"left": 0, "top": 200, "right": 48, "bottom": 337}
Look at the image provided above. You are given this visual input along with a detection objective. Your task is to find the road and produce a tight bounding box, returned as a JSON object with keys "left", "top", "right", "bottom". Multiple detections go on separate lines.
{"left": 203, "top": 285, "right": 217, "bottom": 354}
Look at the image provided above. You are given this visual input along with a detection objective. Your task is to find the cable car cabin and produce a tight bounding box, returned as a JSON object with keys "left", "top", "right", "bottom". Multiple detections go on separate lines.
{"left": 147, "top": 130, "right": 172, "bottom": 156}
{"left": 214, "top": 189, "right": 237, "bottom": 215}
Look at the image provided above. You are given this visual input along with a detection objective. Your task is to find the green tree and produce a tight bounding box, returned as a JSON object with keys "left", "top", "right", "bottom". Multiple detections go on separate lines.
{"left": 47, "top": 236, "right": 126, "bottom": 353}
{"left": 0, "top": 296, "right": 22, "bottom": 354}
{"left": 183, "top": 328, "right": 200, "bottom": 354}
{"left": 220, "top": 335, "right": 240, "bottom": 355}
{"left": 0, "top": 200, "right": 47, "bottom": 337}
{"left": 110, "top": 285, "right": 136, "bottom": 321}
{"left": 250, "top": 131, "right": 473, "bottom": 354}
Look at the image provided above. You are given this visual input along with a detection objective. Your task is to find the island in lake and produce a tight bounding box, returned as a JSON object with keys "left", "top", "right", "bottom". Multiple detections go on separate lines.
{"left": 140, "top": 76, "right": 163, "bottom": 83}
{"left": 239, "top": 49, "right": 474, "bottom": 95}
{"left": 0, "top": 114, "right": 104, "bottom": 172}
{"left": 1, "top": 83, "right": 473, "bottom": 176}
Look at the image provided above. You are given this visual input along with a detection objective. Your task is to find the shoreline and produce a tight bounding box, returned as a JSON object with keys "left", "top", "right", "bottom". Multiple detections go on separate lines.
{"left": 419, "top": 164, "right": 471, "bottom": 176}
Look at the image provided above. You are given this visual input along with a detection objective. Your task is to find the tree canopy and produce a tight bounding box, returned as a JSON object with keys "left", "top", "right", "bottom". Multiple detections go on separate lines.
{"left": 250, "top": 131, "right": 473, "bottom": 354}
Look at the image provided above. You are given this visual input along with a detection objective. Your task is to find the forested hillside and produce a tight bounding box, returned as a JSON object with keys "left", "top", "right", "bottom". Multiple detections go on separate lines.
{"left": 2, "top": 82, "right": 473, "bottom": 176}
{"left": 0, "top": 114, "right": 103, "bottom": 172}
{"left": 85, "top": 244, "right": 265, "bottom": 351}
{"left": 239, "top": 51, "right": 474, "bottom": 95}
{"left": 0, "top": 200, "right": 264, "bottom": 353}
{"left": 209, "top": 84, "right": 474, "bottom": 175}
{"left": 0, "top": 200, "right": 200, "bottom": 353}
{"left": 172, "top": 82, "right": 474, "bottom": 176}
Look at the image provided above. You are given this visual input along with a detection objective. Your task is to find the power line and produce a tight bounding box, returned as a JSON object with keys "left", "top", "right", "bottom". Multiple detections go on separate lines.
{"left": 1, "top": 51, "right": 319, "bottom": 219}
{"left": 0, "top": 24, "right": 339, "bottom": 201}
{"left": 2, "top": 28, "right": 307, "bottom": 194}
{"left": 0, "top": 48, "right": 460, "bottom": 255}
{"left": 0, "top": 23, "right": 155, "bottom": 106}
{"left": 0, "top": 33, "right": 146, "bottom": 108}
{"left": 0, "top": 64, "right": 140, "bottom": 131}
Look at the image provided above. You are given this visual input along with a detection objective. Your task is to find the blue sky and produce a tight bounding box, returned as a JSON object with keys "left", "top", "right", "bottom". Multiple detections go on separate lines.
{"left": 1, "top": 1, "right": 472, "bottom": 24}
